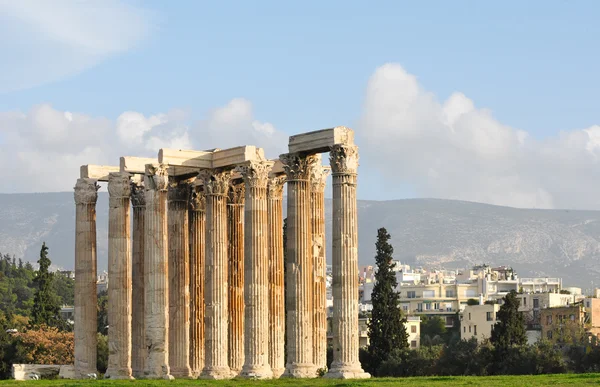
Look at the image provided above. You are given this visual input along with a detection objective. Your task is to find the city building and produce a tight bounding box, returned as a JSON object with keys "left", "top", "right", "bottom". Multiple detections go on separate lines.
{"left": 460, "top": 303, "right": 501, "bottom": 343}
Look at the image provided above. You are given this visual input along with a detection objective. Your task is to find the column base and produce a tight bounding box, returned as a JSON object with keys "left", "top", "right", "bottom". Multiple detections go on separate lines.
{"left": 170, "top": 367, "right": 193, "bottom": 378}
{"left": 240, "top": 364, "right": 273, "bottom": 379}
{"left": 283, "top": 363, "right": 319, "bottom": 378}
{"left": 75, "top": 369, "right": 99, "bottom": 379}
{"left": 142, "top": 374, "right": 174, "bottom": 380}
{"left": 199, "top": 366, "right": 234, "bottom": 380}
{"left": 324, "top": 363, "right": 370, "bottom": 379}
{"left": 271, "top": 367, "right": 285, "bottom": 379}
{"left": 104, "top": 367, "right": 134, "bottom": 380}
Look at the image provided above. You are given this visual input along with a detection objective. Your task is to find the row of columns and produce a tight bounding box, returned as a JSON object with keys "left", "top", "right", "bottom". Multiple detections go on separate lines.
{"left": 74, "top": 145, "right": 366, "bottom": 379}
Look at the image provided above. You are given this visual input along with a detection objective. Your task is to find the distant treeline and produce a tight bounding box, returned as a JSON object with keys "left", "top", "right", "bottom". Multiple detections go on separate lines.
{"left": 0, "top": 253, "right": 74, "bottom": 318}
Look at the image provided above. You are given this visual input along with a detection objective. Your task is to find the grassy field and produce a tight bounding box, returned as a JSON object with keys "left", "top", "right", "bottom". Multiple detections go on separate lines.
{"left": 1, "top": 374, "right": 600, "bottom": 387}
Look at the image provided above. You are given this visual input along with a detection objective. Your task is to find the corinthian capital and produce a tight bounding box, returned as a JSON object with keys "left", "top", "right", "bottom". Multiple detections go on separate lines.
{"left": 329, "top": 144, "right": 359, "bottom": 175}
{"left": 309, "top": 165, "right": 331, "bottom": 192}
{"left": 144, "top": 164, "right": 169, "bottom": 191}
{"left": 189, "top": 187, "right": 206, "bottom": 211}
{"left": 279, "top": 153, "right": 319, "bottom": 181}
{"left": 107, "top": 172, "right": 132, "bottom": 199}
{"left": 74, "top": 178, "right": 100, "bottom": 205}
{"left": 130, "top": 181, "right": 146, "bottom": 207}
{"left": 228, "top": 181, "right": 246, "bottom": 204}
{"left": 267, "top": 175, "right": 286, "bottom": 199}
{"left": 236, "top": 160, "right": 274, "bottom": 189}
{"left": 198, "top": 169, "right": 232, "bottom": 196}
{"left": 168, "top": 180, "right": 191, "bottom": 203}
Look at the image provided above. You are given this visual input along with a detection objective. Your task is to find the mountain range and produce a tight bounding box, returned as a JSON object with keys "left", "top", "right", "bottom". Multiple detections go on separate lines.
{"left": 1, "top": 193, "right": 599, "bottom": 289}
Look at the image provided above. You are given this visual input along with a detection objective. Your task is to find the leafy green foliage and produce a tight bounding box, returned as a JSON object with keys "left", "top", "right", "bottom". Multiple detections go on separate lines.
{"left": 367, "top": 228, "right": 408, "bottom": 374}
{"left": 420, "top": 316, "right": 448, "bottom": 346}
{"left": 490, "top": 290, "right": 526, "bottom": 349}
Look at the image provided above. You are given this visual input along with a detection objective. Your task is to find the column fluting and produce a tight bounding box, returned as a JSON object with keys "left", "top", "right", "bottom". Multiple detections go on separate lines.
{"left": 74, "top": 178, "right": 99, "bottom": 378}
{"left": 238, "top": 161, "right": 274, "bottom": 379}
{"left": 199, "top": 169, "right": 234, "bottom": 380}
{"left": 131, "top": 180, "right": 146, "bottom": 378}
{"left": 189, "top": 187, "right": 206, "bottom": 377}
{"left": 280, "top": 153, "right": 319, "bottom": 378}
{"left": 105, "top": 172, "right": 134, "bottom": 379}
{"left": 168, "top": 181, "right": 192, "bottom": 378}
{"left": 227, "top": 181, "right": 245, "bottom": 375}
{"left": 267, "top": 175, "right": 286, "bottom": 378}
{"left": 309, "top": 162, "right": 330, "bottom": 371}
{"left": 325, "top": 145, "right": 369, "bottom": 379}
{"left": 143, "top": 164, "right": 173, "bottom": 380}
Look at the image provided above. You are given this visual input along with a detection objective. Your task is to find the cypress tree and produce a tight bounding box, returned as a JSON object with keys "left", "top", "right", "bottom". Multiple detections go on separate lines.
{"left": 31, "top": 243, "right": 63, "bottom": 329}
{"left": 367, "top": 228, "right": 408, "bottom": 371}
{"left": 490, "top": 290, "right": 526, "bottom": 349}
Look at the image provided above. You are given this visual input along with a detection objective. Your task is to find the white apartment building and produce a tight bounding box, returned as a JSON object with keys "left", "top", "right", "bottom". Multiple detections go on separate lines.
{"left": 460, "top": 303, "right": 501, "bottom": 343}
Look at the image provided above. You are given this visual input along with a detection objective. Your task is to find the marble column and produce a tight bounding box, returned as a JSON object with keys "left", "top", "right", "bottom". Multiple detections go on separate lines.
{"left": 130, "top": 181, "right": 146, "bottom": 378}
{"left": 143, "top": 164, "right": 173, "bottom": 379}
{"left": 239, "top": 161, "right": 274, "bottom": 379}
{"left": 105, "top": 173, "right": 134, "bottom": 379}
{"left": 227, "top": 181, "right": 245, "bottom": 375}
{"left": 199, "top": 169, "right": 233, "bottom": 380}
{"left": 168, "top": 181, "right": 192, "bottom": 378}
{"left": 325, "top": 145, "right": 369, "bottom": 379}
{"left": 267, "top": 176, "right": 286, "bottom": 378}
{"left": 310, "top": 162, "right": 330, "bottom": 371}
{"left": 74, "top": 178, "right": 99, "bottom": 378}
{"left": 280, "top": 153, "right": 319, "bottom": 378}
{"left": 189, "top": 187, "right": 206, "bottom": 378}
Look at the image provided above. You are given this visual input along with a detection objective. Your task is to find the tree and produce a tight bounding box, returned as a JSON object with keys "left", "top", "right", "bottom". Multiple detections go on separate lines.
{"left": 490, "top": 290, "right": 526, "bottom": 349}
{"left": 30, "top": 243, "right": 64, "bottom": 329}
{"left": 367, "top": 228, "right": 408, "bottom": 373}
{"left": 420, "top": 316, "right": 447, "bottom": 346}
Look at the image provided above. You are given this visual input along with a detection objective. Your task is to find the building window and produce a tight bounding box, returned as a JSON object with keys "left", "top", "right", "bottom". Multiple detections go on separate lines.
{"left": 446, "top": 316, "right": 454, "bottom": 326}
{"left": 486, "top": 311, "right": 493, "bottom": 321}
{"left": 407, "top": 291, "right": 416, "bottom": 299}
{"left": 402, "top": 305, "right": 408, "bottom": 311}
{"left": 469, "top": 326, "right": 471, "bottom": 333}
{"left": 533, "top": 298, "right": 539, "bottom": 309}
{"left": 469, "top": 313, "right": 471, "bottom": 320}
{"left": 546, "top": 315, "right": 552, "bottom": 325}
{"left": 570, "top": 314, "right": 575, "bottom": 321}
{"left": 411, "top": 325, "right": 417, "bottom": 333}
{"left": 417, "top": 303, "right": 422, "bottom": 312}
{"left": 423, "top": 290, "right": 435, "bottom": 298}
{"left": 523, "top": 297, "right": 527, "bottom": 306}
{"left": 411, "top": 340, "right": 417, "bottom": 348}
{"left": 426, "top": 303, "right": 432, "bottom": 310}
{"left": 446, "top": 289, "right": 455, "bottom": 297}
{"left": 547, "top": 330, "right": 552, "bottom": 339}
{"left": 463, "top": 327, "right": 466, "bottom": 333}
{"left": 474, "top": 325, "right": 477, "bottom": 336}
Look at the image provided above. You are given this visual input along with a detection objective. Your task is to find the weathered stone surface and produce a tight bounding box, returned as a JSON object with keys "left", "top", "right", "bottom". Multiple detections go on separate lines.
{"left": 267, "top": 176, "right": 286, "bottom": 378}
{"left": 325, "top": 145, "right": 369, "bottom": 379}
{"left": 168, "top": 181, "right": 193, "bottom": 378}
{"left": 131, "top": 182, "right": 146, "bottom": 378}
{"left": 288, "top": 127, "right": 354, "bottom": 154}
{"left": 189, "top": 187, "right": 206, "bottom": 378}
{"left": 105, "top": 173, "right": 134, "bottom": 380}
{"left": 309, "top": 161, "right": 330, "bottom": 371}
{"left": 143, "top": 164, "right": 173, "bottom": 380}
{"left": 199, "top": 169, "right": 234, "bottom": 380}
{"left": 238, "top": 161, "right": 274, "bottom": 379}
{"left": 280, "top": 153, "right": 319, "bottom": 378}
{"left": 227, "top": 181, "right": 245, "bottom": 375}
{"left": 59, "top": 365, "right": 76, "bottom": 379}
{"left": 12, "top": 364, "right": 68, "bottom": 380}
{"left": 74, "top": 178, "right": 99, "bottom": 378}
{"left": 80, "top": 165, "right": 120, "bottom": 181}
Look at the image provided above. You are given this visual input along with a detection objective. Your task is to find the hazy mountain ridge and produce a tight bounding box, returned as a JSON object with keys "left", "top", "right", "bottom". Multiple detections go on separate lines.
{"left": 1, "top": 193, "right": 599, "bottom": 288}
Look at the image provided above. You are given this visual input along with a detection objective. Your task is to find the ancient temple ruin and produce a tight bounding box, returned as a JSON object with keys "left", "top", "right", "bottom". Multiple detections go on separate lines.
{"left": 73, "top": 127, "right": 369, "bottom": 379}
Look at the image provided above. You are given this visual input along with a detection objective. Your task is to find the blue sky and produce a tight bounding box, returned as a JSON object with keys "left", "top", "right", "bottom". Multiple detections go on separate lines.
{"left": 1, "top": 1, "right": 600, "bottom": 209}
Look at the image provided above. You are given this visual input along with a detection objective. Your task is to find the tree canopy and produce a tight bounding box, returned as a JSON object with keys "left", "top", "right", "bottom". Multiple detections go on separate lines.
{"left": 491, "top": 290, "right": 526, "bottom": 349}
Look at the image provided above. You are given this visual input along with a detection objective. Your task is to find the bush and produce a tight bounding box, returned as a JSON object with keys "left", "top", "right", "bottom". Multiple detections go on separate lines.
{"left": 12, "top": 325, "right": 73, "bottom": 365}
{"left": 377, "top": 346, "right": 442, "bottom": 377}
{"left": 97, "top": 333, "right": 108, "bottom": 375}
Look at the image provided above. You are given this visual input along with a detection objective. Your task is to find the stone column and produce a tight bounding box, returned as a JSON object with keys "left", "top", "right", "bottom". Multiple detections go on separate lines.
{"left": 189, "top": 187, "right": 206, "bottom": 378}
{"left": 168, "top": 181, "right": 192, "bottom": 378}
{"left": 74, "top": 178, "right": 99, "bottom": 378}
{"left": 131, "top": 181, "right": 146, "bottom": 378}
{"left": 325, "top": 145, "right": 369, "bottom": 379}
{"left": 239, "top": 161, "right": 274, "bottom": 379}
{"left": 105, "top": 173, "right": 134, "bottom": 379}
{"left": 280, "top": 153, "right": 319, "bottom": 378}
{"left": 267, "top": 176, "right": 286, "bottom": 378}
{"left": 143, "top": 164, "right": 173, "bottom": 379}
{"left": 310, "top": 162, "right": 330, "bottom": 371}
{"left": 227, "top": 181, "right": 245, "bottom": 375}
{"left": 199, "top": 169, "right": 233, "bottom": 380}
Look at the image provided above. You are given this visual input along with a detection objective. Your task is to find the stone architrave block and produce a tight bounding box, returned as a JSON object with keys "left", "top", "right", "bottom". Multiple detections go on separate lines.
{"left": 288, "top": 127, "right": 354, "bottom": 154}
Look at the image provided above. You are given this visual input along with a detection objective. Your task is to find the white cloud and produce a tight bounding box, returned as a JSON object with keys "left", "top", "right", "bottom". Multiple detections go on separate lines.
{"left": 0, "top": 0, "right": 153, "bottom": 92}
{"left": 0, "top": 100, "right": 285, "bottom": 193}
{"left": 358, "top": 63, "right": 600, "bottom": 210}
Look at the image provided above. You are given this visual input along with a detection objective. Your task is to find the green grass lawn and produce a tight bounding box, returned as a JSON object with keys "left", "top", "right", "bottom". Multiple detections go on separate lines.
{"left": 1, "top": 374, "right": 600, "bottom": 387}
